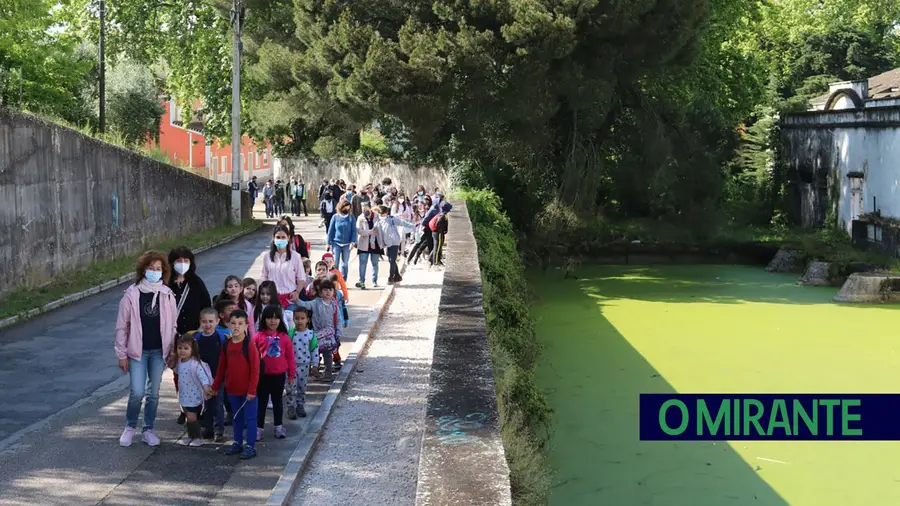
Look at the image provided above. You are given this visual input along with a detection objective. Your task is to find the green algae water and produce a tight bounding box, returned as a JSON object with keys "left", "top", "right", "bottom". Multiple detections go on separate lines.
{"left": 531, "top": 265, "right": 900, "bottom": 506}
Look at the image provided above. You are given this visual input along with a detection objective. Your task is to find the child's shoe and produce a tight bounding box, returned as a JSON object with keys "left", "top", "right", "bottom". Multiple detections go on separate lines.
{"left": 297, "top": 405, "right": 307, "bottom": 418}
{"left": 286, "top": 406, "right": 297, "bottom": 420}
{"left": 257, "top": 427, "right": 265, "bottom": 441}
{"left": 240, "top": 446, "right": 257, "bottom": 460}
{"left": 274, "top": 425, "right": 287, "bottom": 439}
{"left": 214, "top": 433, "right": 225, "bottom": 443}
{"left": 225, "top": 443, "right": 242, "bottom": 455}
{"left": 189, "top": 438, "right": 205, "bottom": 447}
{"left": 177, "top": 436, "right": 193, "bottom": 446}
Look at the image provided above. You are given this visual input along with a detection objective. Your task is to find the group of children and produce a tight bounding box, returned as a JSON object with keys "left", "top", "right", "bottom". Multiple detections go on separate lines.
{"left": 170, "top": 249, "right": 351, "bottom": 460}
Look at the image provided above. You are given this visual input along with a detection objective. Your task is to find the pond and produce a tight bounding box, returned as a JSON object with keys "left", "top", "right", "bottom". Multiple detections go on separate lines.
{"left": 531, "top": 265, "right": 900, "bottom": 506}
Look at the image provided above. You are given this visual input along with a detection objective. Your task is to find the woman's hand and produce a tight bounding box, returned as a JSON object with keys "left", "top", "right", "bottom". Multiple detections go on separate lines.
{"left": 118, "top": 358, "right": 129, "bottom": 373}
{"left": 290, "top": 291, "right": 300, "bottom": 303}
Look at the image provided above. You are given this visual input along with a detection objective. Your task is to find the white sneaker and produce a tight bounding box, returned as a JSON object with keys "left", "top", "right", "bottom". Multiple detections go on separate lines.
{"left": 268, "top": 399, "right": 273, "bottom": 410}
{"left": 177, "top": 436, "right": 192, "bottom": 446}
{"left": 141, "top": 429, "right": 161, "bottom": 447}
{"left": 189, "top": 438, "right": 205, "bottom": 447}
{"left": 119, "top": 427, "right": 136, "bottom": 447}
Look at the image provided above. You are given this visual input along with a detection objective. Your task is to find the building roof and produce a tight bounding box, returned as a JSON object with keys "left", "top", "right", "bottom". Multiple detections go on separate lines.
{"left": 810, "top": 67, "right": 900, "bottom": 107}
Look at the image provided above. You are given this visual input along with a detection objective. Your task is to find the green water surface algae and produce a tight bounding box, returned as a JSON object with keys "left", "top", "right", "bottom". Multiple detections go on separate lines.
{"left": 532, "top": 264, "right": 899, "bottom": 506}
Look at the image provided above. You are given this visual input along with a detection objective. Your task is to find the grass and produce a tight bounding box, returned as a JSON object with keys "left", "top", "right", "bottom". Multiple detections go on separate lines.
{"left": 530, "top": 264, "right": 900, "bottom": 506}
{"left": 0, "top": 219, "right": 262, "bottom": 321}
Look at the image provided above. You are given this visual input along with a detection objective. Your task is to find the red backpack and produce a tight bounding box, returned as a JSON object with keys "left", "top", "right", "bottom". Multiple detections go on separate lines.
{"left": 429, "top": 213, "right": 443, "bottom": 232}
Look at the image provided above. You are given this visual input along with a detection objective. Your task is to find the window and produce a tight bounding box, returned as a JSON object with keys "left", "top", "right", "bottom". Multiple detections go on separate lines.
{"left": 221, "top": 156, "right": 227, "bottom": 174}
{"left": 263, "top": 148, "right": 269, "bottom": 165}
{"left": 240, "top": 154, "right": 246, "bottom": 171}
{"left": 248, "top": 152, "right": 254, "bottom": 171}
{"left": 256, "top": 151, "right": 262, "bottom": 168}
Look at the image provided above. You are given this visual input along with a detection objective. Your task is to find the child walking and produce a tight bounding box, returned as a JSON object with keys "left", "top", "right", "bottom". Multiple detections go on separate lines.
{"left": 292, "top": 279, "right": 342, "bottom": 381}
{"left": 195, "top": 307, "right": 227, "bottom": 442}
{"left": 173, "top": 333, "right": 213, "bottom": 447}
{"left": 211, "top": 309, "right": 260, "bottom": 459}
{"left": 214, "top": 298, "right": 236, "bottom": 425}
{"left": 284, "top": 308, "right": 317, "bottom": 419}
{"left": 253, "top": 305, "right": 296, "bottom": 440}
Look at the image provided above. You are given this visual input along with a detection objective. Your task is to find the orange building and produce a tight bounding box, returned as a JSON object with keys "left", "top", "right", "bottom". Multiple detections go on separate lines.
{"left": 151, "top": 98, "right": 274, "bottom": 184}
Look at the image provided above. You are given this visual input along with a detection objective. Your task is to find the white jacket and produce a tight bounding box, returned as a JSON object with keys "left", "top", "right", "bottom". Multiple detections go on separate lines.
{"left": 375, "top": 215, "right": 414, "bottom": 248}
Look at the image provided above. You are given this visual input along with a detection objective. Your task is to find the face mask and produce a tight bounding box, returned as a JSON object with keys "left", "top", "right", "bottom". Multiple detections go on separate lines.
{"left": 274, "top": 239, "right": 289, "bottom": 249}
{"left": 418, "top": 191, "right": 424, "bottom": 195}
{"left": 174, "top": 262, "right": 190, "bottom": 275}
{"left": 145, "top": 270, "right": 162, "bottom": 283}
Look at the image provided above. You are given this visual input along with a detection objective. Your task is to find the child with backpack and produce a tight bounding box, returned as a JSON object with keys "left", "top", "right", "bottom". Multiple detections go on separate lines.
{"left": 253, "top": 305, "right": 296, "bottom": 440}
{"left": 284, "top": 308, "right": 317, "bottom": 419}
{"left": 210, "top": 309, "right": 260, "bottom": 460}
{"left": 173, "top": 333, "right": 214, "bottom": 447}
{"left": 429, "top": 202, "right": 452, "bottom": 267}
{"left": 195, "top": 307, "right": 228, "bottom": 442}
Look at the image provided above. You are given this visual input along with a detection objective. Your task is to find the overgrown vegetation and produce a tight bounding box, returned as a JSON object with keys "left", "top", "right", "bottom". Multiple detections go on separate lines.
{"left": 0, "top": 219, "right": 262, "bottom": 322}
{"left": 461, "top": 189, "right": 552, "bottom": 506}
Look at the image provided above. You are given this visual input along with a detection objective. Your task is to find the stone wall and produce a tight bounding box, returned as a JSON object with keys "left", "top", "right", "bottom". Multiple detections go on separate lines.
{"left": 273, "top": 158, "right": 450, "bottom": 206}
{"left": 0, "top": 109, "right": 248, "bottom": 296}
{"left": 414, "top": 199, "right": 512, "bottom": 506}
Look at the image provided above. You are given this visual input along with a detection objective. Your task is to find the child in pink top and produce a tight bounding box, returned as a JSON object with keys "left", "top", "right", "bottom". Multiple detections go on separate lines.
{"left": 252, "top": 304, "right": 296, "bottom": 440}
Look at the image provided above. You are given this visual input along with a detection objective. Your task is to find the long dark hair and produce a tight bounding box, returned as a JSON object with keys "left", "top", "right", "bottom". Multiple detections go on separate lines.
{"left": 167, "top": 246, "right": 197, "bottom": 283}
{"left": 270, "top": 225, "right": 293, "bottom": 262}
{"left": 259, "top": 304, "right": 288, "bottom": 333}
{"left": 255, "top": 280, "right": 280, "bottom": 328}
{"left": 215, "top": 275, "right": 242, "bottom": 305}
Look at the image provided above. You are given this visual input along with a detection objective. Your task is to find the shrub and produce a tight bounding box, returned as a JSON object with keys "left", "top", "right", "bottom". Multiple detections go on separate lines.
{"left": 460, "top": 188, "right": 551, "bottom": 506}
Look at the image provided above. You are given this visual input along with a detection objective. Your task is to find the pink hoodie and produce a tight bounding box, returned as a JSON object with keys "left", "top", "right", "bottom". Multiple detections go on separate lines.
{"left": 114, "top": 284, "right": 178, "bottom": 361}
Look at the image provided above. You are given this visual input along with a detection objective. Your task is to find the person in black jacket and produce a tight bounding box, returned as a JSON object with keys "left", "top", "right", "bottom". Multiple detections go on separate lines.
{"left": 168, "top": 246, "right": 212, "bottom": 424}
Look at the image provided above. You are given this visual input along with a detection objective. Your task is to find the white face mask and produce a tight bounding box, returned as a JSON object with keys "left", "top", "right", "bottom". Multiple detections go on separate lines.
{"left": 174, "top": 262, "right": 190, "bottom": 275}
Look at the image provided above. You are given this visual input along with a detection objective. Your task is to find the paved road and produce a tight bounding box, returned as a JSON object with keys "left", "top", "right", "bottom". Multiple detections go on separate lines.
{"left": 0, "top": 204, "right": 394, "bottom": 505}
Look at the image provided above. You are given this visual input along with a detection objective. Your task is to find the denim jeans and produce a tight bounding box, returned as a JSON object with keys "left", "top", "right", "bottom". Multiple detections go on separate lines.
{"left": 202, "top": 384, "right": 226, "bottom": 434}
{"left": 332, "top": 243, "right": 351, "bottom": 280}
{"left": 387, "top": 245, "right": 400, "bottom": 280}
{"left": 125, "top": 349, "right": 165, "bottom": 431}
{"left": 265, "top": 198, "right": 275, "bottom": 217}
{"left": 358, "top": 251, "right": 379, "bottom": 284}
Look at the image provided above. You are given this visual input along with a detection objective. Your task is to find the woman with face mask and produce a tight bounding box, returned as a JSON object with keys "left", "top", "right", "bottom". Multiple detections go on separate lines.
{"left": 114, "top": 251, "right": 178, "bottom": 448}
{"left": 166, "top": 246, "right": 213, "bottom": 424}
{"left": 261, "top": 225, "right": 309, "bottom": 307}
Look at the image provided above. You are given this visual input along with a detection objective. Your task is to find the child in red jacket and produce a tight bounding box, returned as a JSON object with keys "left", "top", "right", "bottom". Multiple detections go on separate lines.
{"left": 210, "top": 309, "right": 260, "bottom": 460}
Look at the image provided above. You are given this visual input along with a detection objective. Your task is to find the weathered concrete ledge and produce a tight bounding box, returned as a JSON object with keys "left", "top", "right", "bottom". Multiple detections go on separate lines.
{"left": 834, "top": 272, "right": 900, "bottom": 303}
{"left": 414, "top": 200, "right": 512, "bottom": 506}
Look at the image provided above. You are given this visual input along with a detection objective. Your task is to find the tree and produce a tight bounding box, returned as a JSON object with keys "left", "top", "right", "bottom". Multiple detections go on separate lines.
{"left": 105, "top": 59, "right": 165, "bottom": 144}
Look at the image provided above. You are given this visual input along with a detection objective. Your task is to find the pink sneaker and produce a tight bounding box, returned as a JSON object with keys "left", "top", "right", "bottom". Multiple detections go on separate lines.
{"left": 119, "top": 427, "right": 136, "bottom": 447}
{"left": 141, "top": 429, "right": 161, "bottom": 447}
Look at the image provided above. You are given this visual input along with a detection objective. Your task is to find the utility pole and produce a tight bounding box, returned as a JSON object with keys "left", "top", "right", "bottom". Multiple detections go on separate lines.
{"left": 229, "top": 0, "right": 243, "bottom": 225}
{"left": 98, "top": 0, "right": 106, "bottom": 134}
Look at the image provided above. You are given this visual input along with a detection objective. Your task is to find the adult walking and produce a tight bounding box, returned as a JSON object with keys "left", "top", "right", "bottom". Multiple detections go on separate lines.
{"left": 261, "top": 225, "right": 308, "bottom": 308}
{"left": 248, "top": 176, "right": 259, "bottom": 205}
{"left": 375, "top": 205, "right": 414, "bottom": 284}
{"left": 167, "top": 246, "right": 212, "bottom": 424}
{"left": 296, "top": 180, "right": 309, "bottom": 217}
{"left": 408, "top": 195, "right": 435, "bottom": 264}
{"left": 355, "top": 201, "right": 381, "bottom": 289}
{"left": 116, "top": 251, "right": 178, "bottom": 447}
{"left": 263, "top": 179, "right": 275, "bottom": 218}
{"left": 285, "top": 177, "right": 297, "bottom": 216}
{"left": 326, "top": 201, "right": 358, "bottom": 281}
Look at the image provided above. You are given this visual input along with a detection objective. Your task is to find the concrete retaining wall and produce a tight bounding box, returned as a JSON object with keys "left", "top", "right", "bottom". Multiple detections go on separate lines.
{"left": 0, "top": 108, "right": 248, "bottom": 296}
{"left": 414, "top": 199, "right": 512, "bottom": 506}
{"left": 274, "top": 158, "right": 450, "bottom": 206}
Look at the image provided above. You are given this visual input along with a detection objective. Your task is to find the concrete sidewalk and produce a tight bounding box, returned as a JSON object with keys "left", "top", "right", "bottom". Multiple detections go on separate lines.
{"left": 0, "top": 202, "right": 397, "bottom": 506}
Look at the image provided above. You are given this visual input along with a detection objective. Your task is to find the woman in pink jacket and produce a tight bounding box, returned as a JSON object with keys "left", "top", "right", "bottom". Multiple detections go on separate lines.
{"left": 115, "top": 251, "right": 178, "bottom": 447}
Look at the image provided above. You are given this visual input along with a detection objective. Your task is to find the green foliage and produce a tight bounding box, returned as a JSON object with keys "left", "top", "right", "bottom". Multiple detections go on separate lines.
{"left": 105, "top": 59, "right": 165, "bottom": 145}
{"left": 311, "top": 136, "right": 347, "bottom": 159}
{"left": 461, "top": 188, "right": 551, "bottom": 506}
{"left": 356, "top": 128, "right": 390, "bottom": 160}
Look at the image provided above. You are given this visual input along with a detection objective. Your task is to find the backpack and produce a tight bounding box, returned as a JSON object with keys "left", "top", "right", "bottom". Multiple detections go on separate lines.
{"left": 429, "top": 213, "right": 443, "bottom": 232}
{"left": 222, "top": 338, "right": 265, "bottom": 376}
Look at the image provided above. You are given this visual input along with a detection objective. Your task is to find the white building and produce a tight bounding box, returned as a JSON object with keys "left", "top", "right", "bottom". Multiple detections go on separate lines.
{"left": 780, "top": 68, "right": 900, "bottom": 255}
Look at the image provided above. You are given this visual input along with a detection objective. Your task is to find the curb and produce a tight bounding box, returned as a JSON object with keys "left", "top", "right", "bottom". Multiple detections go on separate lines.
{"left": 0, "top": 223, "right": 264, "bottom": 331}
{"left": 266, "top": 258, "right": 410, "bottom": 506}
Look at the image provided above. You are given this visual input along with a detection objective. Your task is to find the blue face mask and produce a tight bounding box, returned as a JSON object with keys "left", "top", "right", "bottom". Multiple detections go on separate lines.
{"left": 145, "top": 270, "right": 162, "bottom": 283}
{"left": 274, "top": 239, "right": 289, "bottom": 249}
